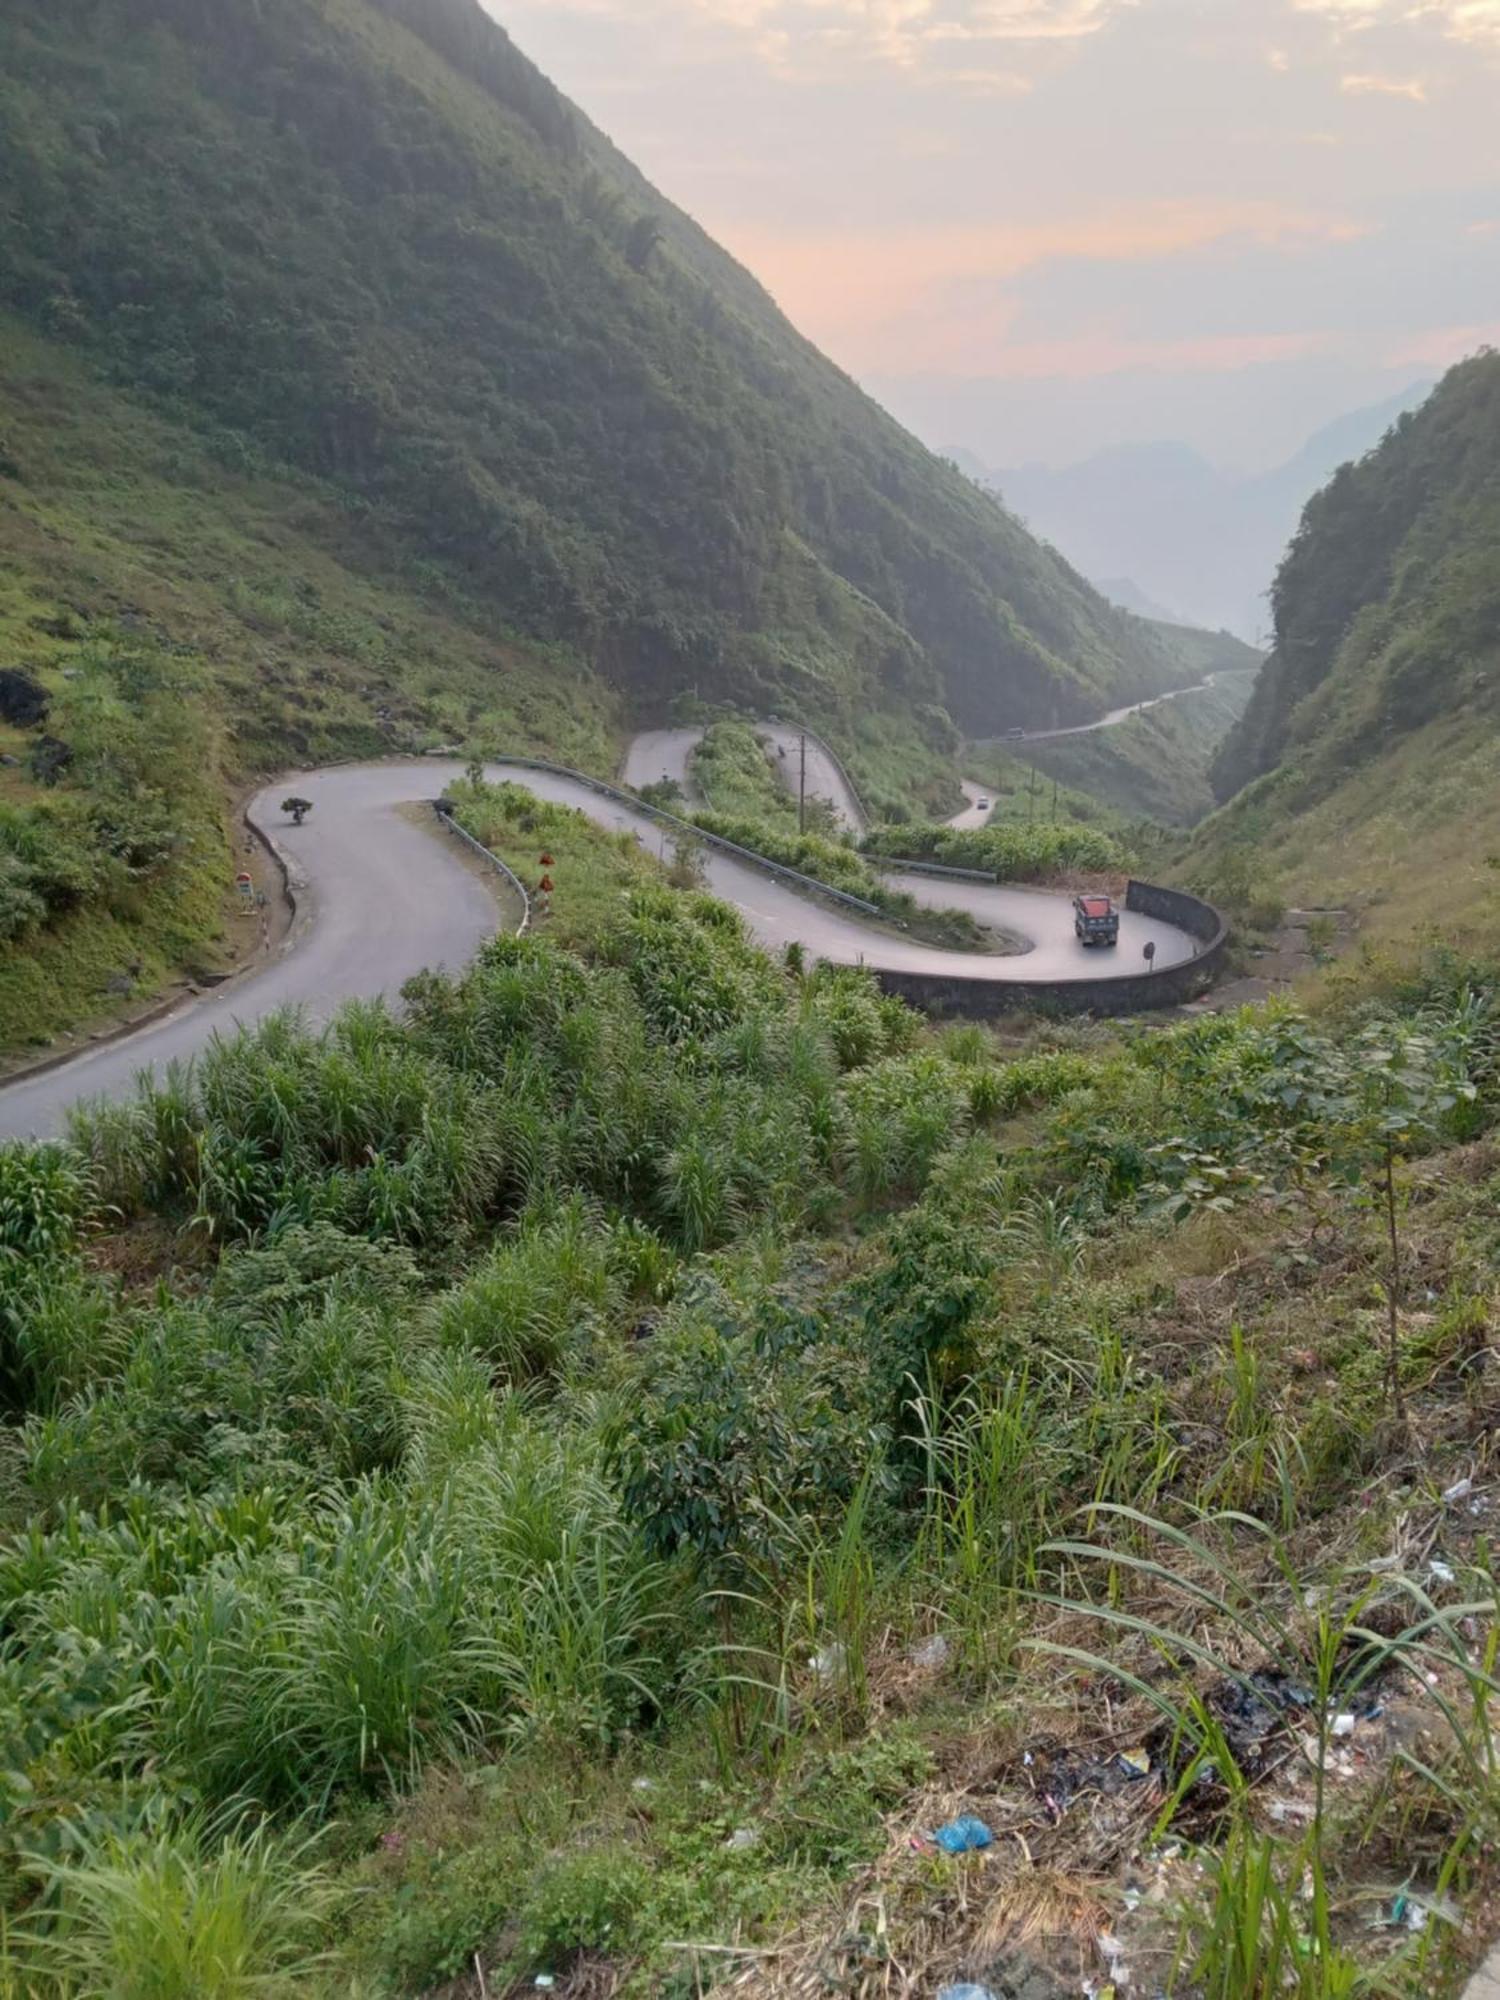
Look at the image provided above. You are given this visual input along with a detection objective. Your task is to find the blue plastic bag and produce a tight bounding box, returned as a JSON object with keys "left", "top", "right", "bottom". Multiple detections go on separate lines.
{"left": 932, "top": 1814, "right": 993, "bottom": 1854}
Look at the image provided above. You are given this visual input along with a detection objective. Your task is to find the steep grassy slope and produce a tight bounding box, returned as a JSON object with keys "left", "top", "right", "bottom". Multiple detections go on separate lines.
{"left": 0, "top": 0, "right": 1182, "bottom": 740}
{"left": 1195, "top": 354, "right": 1500, "bottom": 943}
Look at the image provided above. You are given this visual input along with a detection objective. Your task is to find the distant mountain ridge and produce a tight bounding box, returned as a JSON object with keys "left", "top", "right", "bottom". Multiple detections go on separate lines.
{"left": 964, "top": 385, "right": 1433, "bottom": 643}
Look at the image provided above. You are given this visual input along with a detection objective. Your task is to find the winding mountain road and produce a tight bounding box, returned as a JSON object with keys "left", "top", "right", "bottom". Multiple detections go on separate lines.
{"left": 0, "top": 752, "right": 1200, "bottom": 1140}
{"left": 1007, "top": 674, "right": 1219, "bottom": 744}
{"left": 618, "top": 723, "right": 865, "bottom": 833}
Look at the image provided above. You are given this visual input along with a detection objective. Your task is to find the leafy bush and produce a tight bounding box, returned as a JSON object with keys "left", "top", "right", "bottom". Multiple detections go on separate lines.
{"left": 519, "top": 1845, "right": 647, "bottom": 1965}
{"left": 862, "top": 818, "right": 1124, "bottom": 880}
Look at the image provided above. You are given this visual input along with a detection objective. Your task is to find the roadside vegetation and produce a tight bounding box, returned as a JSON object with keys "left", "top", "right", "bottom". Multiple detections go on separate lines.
{"left": 3, "top": 801, "right": 1500, "bottom": 1995}
{"left": 863, "top": 816, "right": 1126, "bottom": 882}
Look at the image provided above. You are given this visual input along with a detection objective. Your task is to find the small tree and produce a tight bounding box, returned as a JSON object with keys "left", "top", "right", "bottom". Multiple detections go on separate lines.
{"left": 1329, "top": 1025, "right": 1471, "bottom": 1424}
{"left": 281, "top": 797, "right": 313, "bottom": 827}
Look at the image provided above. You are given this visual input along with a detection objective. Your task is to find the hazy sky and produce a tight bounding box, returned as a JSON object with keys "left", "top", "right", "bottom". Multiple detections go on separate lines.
{"left": 491, "top": 0, "right": 1500, "bottom": 469}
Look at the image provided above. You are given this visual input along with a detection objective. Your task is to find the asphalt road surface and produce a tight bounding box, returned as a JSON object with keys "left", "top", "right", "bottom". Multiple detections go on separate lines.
{"left": 1013, "top": 675, "right": 1215, "bottom": 743}
{"left": 947, "top": 779, "right": 995, "bottom": 830}
{"left": 0, "top": 755, "right": 1199, "bottom": 1140}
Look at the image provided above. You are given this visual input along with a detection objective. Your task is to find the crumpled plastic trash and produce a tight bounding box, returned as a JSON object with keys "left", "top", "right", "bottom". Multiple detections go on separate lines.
{"left": 932, "top": 1814, "right": 993, "bottom": 1853}
{"left": 1442, "top": 1477, "right": 1474, "bottom": 1504}
{"left": 1117, "top": 1747, "right": 1151, "bottom": 1778}
{"left": 810, "top": 1641, "right": 848, "bottom": 1681}
{"left": 910, "top": 1633, "right": 950, "bottom": 1669}
{"left": 724, "top": 1826, "right": 759, "bottom": 1851}
{"left": 936, "top": 1986, "right": 998, "bottom": 2000}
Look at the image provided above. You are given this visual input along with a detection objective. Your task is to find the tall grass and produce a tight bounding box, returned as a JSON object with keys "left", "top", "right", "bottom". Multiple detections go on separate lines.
{"left": 12, "top": 1817, "right": 334, "bottom": 1999}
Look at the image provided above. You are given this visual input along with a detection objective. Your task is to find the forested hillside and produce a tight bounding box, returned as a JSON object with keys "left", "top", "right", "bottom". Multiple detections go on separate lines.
{"left": 1193, "top": 352, "right": 1500, "bottom": 944}
{"left": 0, "top": 0, "right": 1180, "bottom": 736}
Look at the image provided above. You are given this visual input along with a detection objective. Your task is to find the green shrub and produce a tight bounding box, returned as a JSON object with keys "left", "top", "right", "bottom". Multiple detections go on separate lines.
{"left": 519, "top": 1845, "right": 647, "bottom": 1966}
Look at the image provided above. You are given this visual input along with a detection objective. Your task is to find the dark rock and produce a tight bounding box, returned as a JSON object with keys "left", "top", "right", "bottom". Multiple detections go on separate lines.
{"left": 0, "top": 668, "right": 49, "bottom": 729}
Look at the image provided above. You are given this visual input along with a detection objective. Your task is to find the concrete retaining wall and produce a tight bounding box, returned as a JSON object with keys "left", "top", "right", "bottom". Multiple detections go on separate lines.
{"left": 870, "top": 878, "right": 1228, "bottom": 1020}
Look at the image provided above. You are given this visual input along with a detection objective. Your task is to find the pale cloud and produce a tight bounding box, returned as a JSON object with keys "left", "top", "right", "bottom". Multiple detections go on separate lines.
{"left": 924, "top": 65, "right": 1036, "bottom": 91}
{"left": 722, "top": 202, "right": 1373, "bottom": 370}
{"left": 1295, "top": 0, "right": 1500, "bottom": 45}
{"left": 1340, "top": 71, "right": 1429, "bottom": 96}
{"left": 726, "top": 201, "right": 1371, "bottom": 320}
{"left": 514, "top": 0, "right": 1134, "bottom": 76}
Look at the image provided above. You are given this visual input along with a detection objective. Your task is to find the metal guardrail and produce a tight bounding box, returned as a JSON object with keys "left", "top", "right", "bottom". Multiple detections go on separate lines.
{"left": 463, "top": 758, "right": 883, "bottom": 919}
{"left": 432, "top": 803, "right": 532, "bottom": 935}
{"left": 868, "top": 855, "right": 999, "bottom": 885}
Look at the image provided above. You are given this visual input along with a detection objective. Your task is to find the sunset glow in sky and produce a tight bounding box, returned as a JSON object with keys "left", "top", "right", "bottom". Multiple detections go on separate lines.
{"left": 492, "top": 0, "right": 1500, "bottom": 466}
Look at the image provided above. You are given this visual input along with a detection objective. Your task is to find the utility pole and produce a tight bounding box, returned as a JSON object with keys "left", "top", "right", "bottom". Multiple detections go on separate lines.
{"left": 799, "top": 732, "right": 807, "bottom": 834}
{"left": 1028, "top": 763, "right": 1038, "bottom": 824}
{"left": 1051, "top": 774, "right": 1059, "bottom": 823}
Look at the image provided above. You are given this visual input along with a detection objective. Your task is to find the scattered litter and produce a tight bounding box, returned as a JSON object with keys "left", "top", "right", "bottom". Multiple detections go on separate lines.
{"left": 724, "top": 1826, "right": 759, "bottom": 1852}
{"left": 1268, "top": 1798, "right": 1315, "bottom": 1825}
{"left": 534, "top": 1978, "right": 555, "bottom": 1991}
{"left": 910, "top": 1633, "right": 950, "bottom": 1669}
{"left": 630, "top": 1776, "right": 656, "bottom": 1794}
{"left": 1331, "top": 1713, "right": 1356, "bottom": 1739}
{"left": 1121, "top": 1887, "right": 1143, "bottom": 1913}
{"left": 936, "top": 1985, "right": 998, "bottom": 2000}
{"left": 1442, "top": 1477, "right": 1474, "bottom": 1504}
{"left": 1428, "top": 1559, "right": 1456, "bottom": 1586}
{"left": 932, "top": 1814, "right": 994, "bottom": 1854}
{"left": 1118, "top": 1748, "right": 1152, "bottom": 1779}
{"left": 1096, "top": 1930, "right": 1131, "bottom": 1991}
{"left": 1023, "top": 1751, "right": 1034, "bottom": 1767}
{"left": 810, "top": 1641, "right": 847, "bottom": 1681}
{"left": 1366, "top": 1554, "right": 1401, "bottom": 1573}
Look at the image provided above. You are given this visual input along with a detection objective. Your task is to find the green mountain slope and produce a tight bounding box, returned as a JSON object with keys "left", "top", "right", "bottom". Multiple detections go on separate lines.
{"left": 1193, "top": 355, "right": 1500, "bottom": 946}
{"left": 0, "top": 0, "right": 1181, "bottom": 739}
